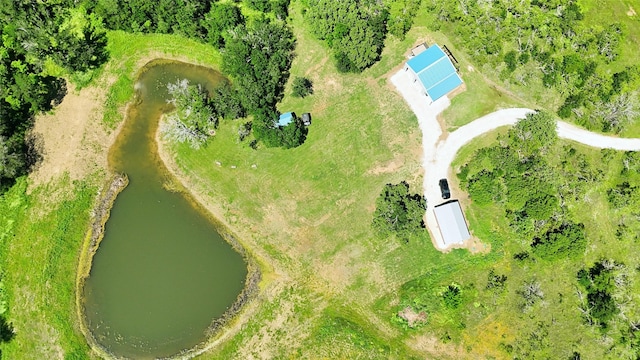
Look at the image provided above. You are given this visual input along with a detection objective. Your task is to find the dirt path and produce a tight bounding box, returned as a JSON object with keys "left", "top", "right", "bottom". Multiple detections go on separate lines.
{"left": 391, "top": 69, "right": 640, "bottom": 251}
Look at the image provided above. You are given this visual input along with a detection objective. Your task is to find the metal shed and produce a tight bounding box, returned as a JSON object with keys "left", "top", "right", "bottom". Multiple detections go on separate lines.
{"left": 301, "top": 113, "right": 311, "bottom": 126}
{"left": 433, "top": 200, "right": 471, "bottom": 246}
{"left": 406, "top": 44, "right": 463, "bottom": 101}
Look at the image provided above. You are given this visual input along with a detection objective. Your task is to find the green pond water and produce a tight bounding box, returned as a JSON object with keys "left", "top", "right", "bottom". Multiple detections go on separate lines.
{"left": 83, "top": 60, "right": 247, "bottom": 359}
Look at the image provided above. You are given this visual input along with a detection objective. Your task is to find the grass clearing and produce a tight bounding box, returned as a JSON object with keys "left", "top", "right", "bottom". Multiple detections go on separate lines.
{"left": 0, "top": 176, "right": 97, "bottom": 359}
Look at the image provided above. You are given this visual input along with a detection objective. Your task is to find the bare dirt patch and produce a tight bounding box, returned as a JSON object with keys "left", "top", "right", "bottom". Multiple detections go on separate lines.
{"left": 398, "top": 306, "right": 427, "bottom": 328}
{"left": 29, "top": 82, "right": 112, "bottom": 187}
{"left": 367, "top": 159, "right": 403, "bottom": 175}
{"left": 628, "top": 5, "right": 637, "bottom": 16}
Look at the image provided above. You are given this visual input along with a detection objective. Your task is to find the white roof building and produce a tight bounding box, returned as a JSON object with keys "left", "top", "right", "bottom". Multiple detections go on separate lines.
{"left": 433, "top": 200, "right": 471, "bottom": 246}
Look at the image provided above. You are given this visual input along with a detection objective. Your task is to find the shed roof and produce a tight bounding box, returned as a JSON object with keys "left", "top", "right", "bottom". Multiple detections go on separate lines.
{"left": 278, "top": 112, "right": 294, "bottom": 127}
{"left": 406, "top": 44, "right": 462, "bottom": 101}
{"left": 433, "top": 200, "right": 470, "bottom": 246}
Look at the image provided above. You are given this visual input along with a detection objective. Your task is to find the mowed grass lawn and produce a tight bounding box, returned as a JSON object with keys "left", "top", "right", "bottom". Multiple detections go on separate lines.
{"left": 0, "top": 177, "right": 97, "bottom": 359}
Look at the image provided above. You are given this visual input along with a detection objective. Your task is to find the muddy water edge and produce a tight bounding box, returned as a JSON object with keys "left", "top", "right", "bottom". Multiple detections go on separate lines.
{"left": 79, "top": 60, "right": 253, "bottom": 359}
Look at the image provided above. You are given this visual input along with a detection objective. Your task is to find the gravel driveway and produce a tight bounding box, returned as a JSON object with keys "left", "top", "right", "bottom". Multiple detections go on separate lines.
{"left": 391, "top": 69, "right": 640, "bottom": 251}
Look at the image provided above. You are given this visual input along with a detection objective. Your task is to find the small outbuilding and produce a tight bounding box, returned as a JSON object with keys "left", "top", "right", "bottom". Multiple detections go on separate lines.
{"left": 433, "top": 200, "right": 470, "bottom": 247}
{"left": 278, "top": 112, "right": 295, "bottom": 127}
{"left": 405, "top": 44, "right": 463, "bottom": 102}
{"left": 301, "top": 113, "right": 311, "bottom": 126}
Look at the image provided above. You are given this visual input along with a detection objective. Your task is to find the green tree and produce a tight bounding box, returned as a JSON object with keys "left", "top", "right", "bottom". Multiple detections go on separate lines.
{"left": 372, "top": 181, "right": 426, "bottom": 242}
{"left": 245, "top": 0, "right": 271, "bottom": 13}
{"left": 0, "top": 135, "right": 24, "bottom": 191}
{"left": 211, "top": 81, "right": 246, "bottom": 120}
{"left": 89, "top": 0, "right": 209, "bottom": 38}
{"left": 467, "top": 171, "right": 502, "bottom": 205}
{"left": 522, "top": 193, "right": 559, "bottom": 220}
{"left": 504, "top": 50, "right": 518, "bottom": 72}
{"left": 291, "top": 77, "right": 313, "bottom": 98}
{"left": 442, "top": 284, "right": 462, "bottom": 309}
{"left": 161, "top": 79, "right": 217, "bottom": 149}
{"left": 271, "top": 0, "right": 291, "bottom": 20}
{"left": 509, "top": 111, "right": 558, "bottom": 157}
{"left": 307, "top": 0, "right": 388, "bottom": 72}
{"left": 202, "top": 3, "right": 244, "bottom": 48}
{"left": 607, "top": 181, "right": 638, "bottom": 209}
{"left": 577, "top": 260, "right": 621, "bottom": 327}
{"left": 386, "top": 0, "right": 421, "bottom": 39}
{"left": 222, "top": 17, "right": 295, "bottom": 114}
{"left": 531, "top": 222, "right": 587, "bottom": 260}
{"left": 280, "top": 117, "right": 308, "bottom": 149}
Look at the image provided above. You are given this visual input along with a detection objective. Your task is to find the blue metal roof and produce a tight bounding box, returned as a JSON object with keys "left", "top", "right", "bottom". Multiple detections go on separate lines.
{"left": 407, "top": 44, "right": 462, "bottom": 101}
{"left": 278, "top": 112, "right": 294, "bottom": 127}
{"left": 407, "top": 44, "right": 446, "bottom": 73}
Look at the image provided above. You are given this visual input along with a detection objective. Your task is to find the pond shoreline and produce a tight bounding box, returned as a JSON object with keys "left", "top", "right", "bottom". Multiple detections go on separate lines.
{"left": 75, "top": 173, "right": 129, "bottom": 359}
{"left": 155, "top": 117, "right": 263, "bottom": 359}
{"left": 75, "top": 59, "right": 262, "bottom": 359}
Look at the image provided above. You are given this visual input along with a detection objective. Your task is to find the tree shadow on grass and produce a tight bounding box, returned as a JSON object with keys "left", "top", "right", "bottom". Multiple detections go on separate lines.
{"left": 0, "top": 316, "right": 15, "bottom": 343}
{"left": 24, "top": 131, "right": 45, "bottom": 174}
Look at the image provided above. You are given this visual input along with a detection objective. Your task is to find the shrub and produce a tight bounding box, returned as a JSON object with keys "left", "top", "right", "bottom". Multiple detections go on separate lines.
{"left": 291, "top": 77, "right": 314, "bottom": 98}
{"left": 442, "top": 284, "right": 462, "bottom": 309}
{"left": 531, "top": 222, "right": 587, "bottom": 260}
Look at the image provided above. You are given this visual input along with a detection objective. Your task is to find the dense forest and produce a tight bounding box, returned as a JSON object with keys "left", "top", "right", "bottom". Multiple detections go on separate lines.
{"left": 425, "top": 0, "right": 640, "bottom": 133}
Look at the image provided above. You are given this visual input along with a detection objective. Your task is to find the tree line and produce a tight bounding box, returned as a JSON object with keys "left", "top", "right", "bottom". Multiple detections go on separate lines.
{"left": 0, "top": 1, "right": 109, "bottom": 193}
{"left": 305, "top": 0, "right": 422, "bottom": 72}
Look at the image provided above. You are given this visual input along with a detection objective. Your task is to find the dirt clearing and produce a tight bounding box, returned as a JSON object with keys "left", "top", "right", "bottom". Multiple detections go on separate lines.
{"left": 29, "top": 82, "right": 112, "bottom": 187}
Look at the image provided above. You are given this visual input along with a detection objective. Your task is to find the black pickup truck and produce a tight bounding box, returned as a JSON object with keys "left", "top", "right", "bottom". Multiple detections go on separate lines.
{"left": 439, "top": 179, "right": 451, "bottom": 199}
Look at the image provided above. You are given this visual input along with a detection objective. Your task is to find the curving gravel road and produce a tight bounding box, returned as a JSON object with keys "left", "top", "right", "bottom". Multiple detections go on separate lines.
{"left": 391, "top": 69, "right": 640, "bottom": 251}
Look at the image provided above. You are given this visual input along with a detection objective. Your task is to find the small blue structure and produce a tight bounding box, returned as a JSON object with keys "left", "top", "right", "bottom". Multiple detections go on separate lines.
{"left": 278, "top": 112, "right": 295, "bottom": 127}
{"left": 406, "top": 44, "right": 463, "bottom": 102}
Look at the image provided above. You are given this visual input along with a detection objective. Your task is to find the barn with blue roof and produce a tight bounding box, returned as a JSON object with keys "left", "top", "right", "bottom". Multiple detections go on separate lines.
{"left": 406, "top": 44, "right": 463, "bottom": 102}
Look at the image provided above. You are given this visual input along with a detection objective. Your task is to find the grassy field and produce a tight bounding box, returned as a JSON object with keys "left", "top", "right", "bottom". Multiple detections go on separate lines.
{"left": 0, "top": 176, "right": 97, "bottom": 359}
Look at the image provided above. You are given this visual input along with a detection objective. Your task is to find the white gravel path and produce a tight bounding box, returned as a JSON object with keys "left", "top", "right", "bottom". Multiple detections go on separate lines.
{"left": 391, "top": 69, "right": 640, "bottom": 251}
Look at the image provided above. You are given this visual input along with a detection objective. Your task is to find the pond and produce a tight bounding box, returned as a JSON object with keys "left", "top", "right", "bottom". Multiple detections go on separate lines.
{"left": 82, "top": 60, "right": 247, "bottom": 359}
